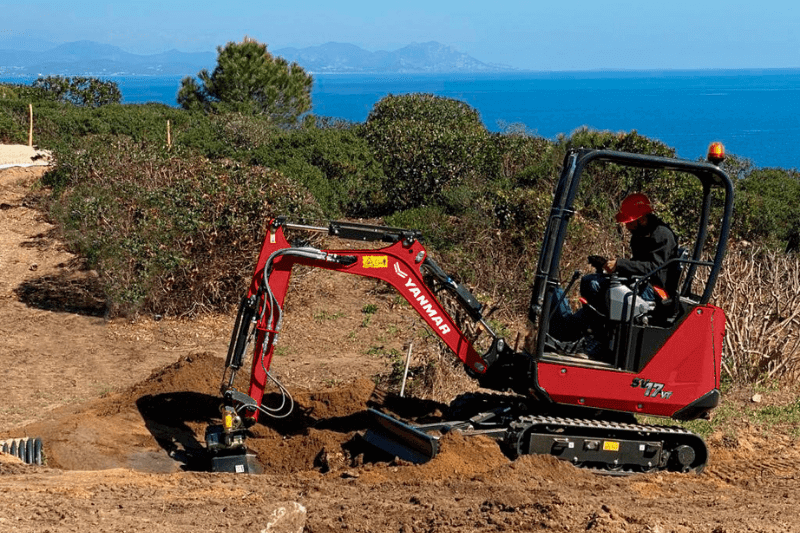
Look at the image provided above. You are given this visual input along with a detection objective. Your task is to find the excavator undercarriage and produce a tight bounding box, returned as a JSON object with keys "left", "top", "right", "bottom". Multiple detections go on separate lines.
{"left": 363, "top": 396, "right": 708, "bottom": 474}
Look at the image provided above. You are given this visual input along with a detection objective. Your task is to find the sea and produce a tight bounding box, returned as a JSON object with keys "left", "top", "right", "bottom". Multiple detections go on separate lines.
{"left": 5, "top": 70, "right": 800, "bottom": 169}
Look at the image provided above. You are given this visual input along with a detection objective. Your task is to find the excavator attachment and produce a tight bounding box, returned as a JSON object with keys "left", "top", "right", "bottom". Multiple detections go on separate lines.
{"left": 205, "top": 402, "right": 262, "bottom": 473}
{"left": 205, "top": 425, "right": 261, "bottom": 474}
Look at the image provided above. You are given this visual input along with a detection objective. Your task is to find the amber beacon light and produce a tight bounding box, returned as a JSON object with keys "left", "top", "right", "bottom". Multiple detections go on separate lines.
{"left": 707, "top": 142, "right": 726, "bottom": 164}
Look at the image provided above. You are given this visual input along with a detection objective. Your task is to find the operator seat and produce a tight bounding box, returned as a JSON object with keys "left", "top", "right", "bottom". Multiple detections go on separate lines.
{"left": 650, "top": 246, "right": 689, "bottom": 326}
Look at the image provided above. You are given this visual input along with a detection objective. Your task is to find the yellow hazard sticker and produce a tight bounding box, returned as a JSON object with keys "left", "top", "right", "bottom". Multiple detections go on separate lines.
{"left": 603, "top": 441, "right": 620, "bottom": 452}
{"left": 363, "top": 256, "right": 388, "bottom": 268}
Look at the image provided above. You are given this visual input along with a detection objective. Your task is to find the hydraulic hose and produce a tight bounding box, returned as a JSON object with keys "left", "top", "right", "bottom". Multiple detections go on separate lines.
{"left": 225, "top": 246, "right": 354, "bottom": 420}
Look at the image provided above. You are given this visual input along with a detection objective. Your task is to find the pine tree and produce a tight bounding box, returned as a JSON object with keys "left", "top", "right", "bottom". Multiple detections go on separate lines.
{"left": 178, "top": 37, "right": 313, "bottom": 126}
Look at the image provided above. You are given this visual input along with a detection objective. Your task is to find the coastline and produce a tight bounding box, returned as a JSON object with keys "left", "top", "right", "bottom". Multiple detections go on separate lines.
{"left": 3, "top": 71, "right": 799, "bottom": 168}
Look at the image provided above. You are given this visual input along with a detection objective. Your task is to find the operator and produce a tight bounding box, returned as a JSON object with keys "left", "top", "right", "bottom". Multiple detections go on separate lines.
{"left": 548, "top": 193, "right": 677, "bottom": 349}
{"left": 581, "top": 193, "right": 677, "bottom": 314}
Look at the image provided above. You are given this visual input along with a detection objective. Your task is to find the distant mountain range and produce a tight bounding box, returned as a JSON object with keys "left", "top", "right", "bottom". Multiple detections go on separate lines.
{"left": 0, "top": 41, "right": 216, "bottom": 77}
{"left": 273, "top": 42, "right": 514, "bottom": 73}
{"left": 0, "top": 40, "right": 515, "bottom": 77}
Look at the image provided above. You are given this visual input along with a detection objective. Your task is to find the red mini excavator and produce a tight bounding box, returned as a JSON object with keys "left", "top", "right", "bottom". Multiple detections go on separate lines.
{"left": 205, "top": 145, "right": 734, "bottom": 475}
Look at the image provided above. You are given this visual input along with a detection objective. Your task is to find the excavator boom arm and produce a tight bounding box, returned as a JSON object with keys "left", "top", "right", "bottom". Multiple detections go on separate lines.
{"left": 233, "top": 220, "right": 489, "bottom": 416}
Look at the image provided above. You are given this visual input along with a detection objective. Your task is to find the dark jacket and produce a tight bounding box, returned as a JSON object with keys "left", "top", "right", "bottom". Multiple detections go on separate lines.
{"left": 615, "top": 214, "right": 677, "bottom": 289}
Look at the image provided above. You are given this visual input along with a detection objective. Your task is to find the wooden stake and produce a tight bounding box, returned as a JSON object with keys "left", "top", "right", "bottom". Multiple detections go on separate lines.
{"left": 167, "top": 120, "right": 172, "bottom": 150}
{"left": 28, "top": 104, "right": 33, "bottom": 147}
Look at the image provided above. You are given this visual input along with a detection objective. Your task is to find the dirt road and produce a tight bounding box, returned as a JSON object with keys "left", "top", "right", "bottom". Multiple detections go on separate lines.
{"left": 0, "top": 151, "right": 798, "bottom": 532}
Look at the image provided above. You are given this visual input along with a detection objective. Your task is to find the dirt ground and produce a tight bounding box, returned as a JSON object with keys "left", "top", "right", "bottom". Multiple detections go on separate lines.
{"left": 1, "top": 148, "right": 799, "bottom": 532}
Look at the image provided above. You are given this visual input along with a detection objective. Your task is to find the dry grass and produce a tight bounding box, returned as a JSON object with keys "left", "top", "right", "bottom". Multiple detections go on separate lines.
{"left": 715, "top": 246, "right": 800, "bottom": 384}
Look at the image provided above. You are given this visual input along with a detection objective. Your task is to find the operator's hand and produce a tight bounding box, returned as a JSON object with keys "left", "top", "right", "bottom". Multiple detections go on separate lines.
{"left": 587, "top": 255, "right": 607, "bottom": 272}
{"left": 604, "top": 259, "right": 617, "bottom": 273}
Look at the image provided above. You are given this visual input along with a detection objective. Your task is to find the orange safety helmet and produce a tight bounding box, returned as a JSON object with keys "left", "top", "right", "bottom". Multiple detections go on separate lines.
{"left": 615, "top": 193, "right": 652, "bottom": 224}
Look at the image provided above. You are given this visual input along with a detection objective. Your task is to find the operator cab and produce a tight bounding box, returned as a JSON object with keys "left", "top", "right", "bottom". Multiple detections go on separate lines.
{"left": 527, "top": 145, "right": 734, "bottom": 373}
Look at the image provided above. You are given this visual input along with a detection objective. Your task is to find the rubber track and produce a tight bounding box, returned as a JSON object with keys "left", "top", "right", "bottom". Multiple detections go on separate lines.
{"left": 505, "top": 414, "right": 707, "bottom": 473}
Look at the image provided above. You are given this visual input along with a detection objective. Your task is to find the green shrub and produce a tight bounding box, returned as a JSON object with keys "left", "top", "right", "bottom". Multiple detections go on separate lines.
{"left": 564, "top": 127, "right": 675, "bottom": 157}
{"left": 246, "top": 125, "right": 388, "bottom": 217}
{"left": 483, "top": 130, "right": 555, "bottom": 187}
{"left": 0, "top": 96, "right": 193, "bottom": 149}
{"left": 176, "top": 112, "right": 280, "bottom": 158}
{"left": 0, "top": 104, "right": 21, "bottom": 144}
{"left": 0, "top": 98, "right": 42, "bottom": 144}
{"left": 363, "top": 93, "right": 490, "bottom": 211}
{"left": 384, "top": 206, "right": 456, "bottom": 250}
{"left": 0, "top": 83, "right": 18, "bottom": 100}
{"left": 32, "top": 76, "right": 122, "bottom": 108}
{"left": 46, "top": 138, "right": 323, "bottom": 316}
{"left": 734, "top": 167, "right": 800, "bottom": 248}
{"left": 558, "top": 128, "right": 678, "bottom": 223}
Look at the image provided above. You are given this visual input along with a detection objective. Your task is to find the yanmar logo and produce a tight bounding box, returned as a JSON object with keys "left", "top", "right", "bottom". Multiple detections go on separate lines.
{"left": 394, "top": 263, "right": 451, "bottom": 336}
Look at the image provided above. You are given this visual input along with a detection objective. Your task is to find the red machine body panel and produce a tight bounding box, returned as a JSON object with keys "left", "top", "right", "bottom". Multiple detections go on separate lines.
{"left": 536, "top": 305, "right": 725, "bottom": 417}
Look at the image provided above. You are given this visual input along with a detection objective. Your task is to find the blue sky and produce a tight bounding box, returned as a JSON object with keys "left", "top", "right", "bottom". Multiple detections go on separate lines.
{"left": 1, "top": 0, "right": 798, "bottom": 70}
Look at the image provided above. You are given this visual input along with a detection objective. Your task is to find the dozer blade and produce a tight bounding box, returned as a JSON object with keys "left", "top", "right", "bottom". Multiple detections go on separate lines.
{"left": 362, "top": 408, "right": 439, "bottom": 464}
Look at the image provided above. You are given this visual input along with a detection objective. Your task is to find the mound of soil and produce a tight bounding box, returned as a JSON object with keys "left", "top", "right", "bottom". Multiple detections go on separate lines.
{"left": 10, "top": 348, "right": 517, "bottom": 485}
{"left": 8, "top": 352, "right": 216, "bottom": 471}
{"left": 9, "top": 352, "right": 381, "bottom": 474}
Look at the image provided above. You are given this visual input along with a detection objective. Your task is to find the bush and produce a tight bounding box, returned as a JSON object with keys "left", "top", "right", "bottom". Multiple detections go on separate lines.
{"left": 484, "top": 130, "right": 557, "bottom": 187}
{"left": 0, "top": 83, "right": 19, "bottom": 100}
{"left": 0, "top": 98, "right": 41, "bottom": 144}
{"left": 558, "top": 129, "right": 678, "bottom": 223}
{"left": 733, "top": 167, "right": 800, "bottom": 249}
{"left": 564, "top": 127, "right": 675, "bottom": 156}
{"left": 246, "top": 125, "right": 388, "bottom": 218}
{"left": 46, "top": 137, "right": 323, "bottom": 316}
{"left": 175, "top": 112, "right": 280, "bottom": 159}
{"left": 384, "top": 206, "right": 456, "bottom": 250}
{"left": 0, "top": 97, "right": 192, "bottom": 150}
{"left": 32, "top": 76, "right": 122, "bottom": 108}
{"left": 363, "top": 94, "right": 490, "bottom": 211}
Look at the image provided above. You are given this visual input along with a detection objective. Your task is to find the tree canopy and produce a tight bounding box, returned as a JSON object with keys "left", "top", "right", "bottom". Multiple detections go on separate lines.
{"left": 178, "top": 38, "right": 313, "bottom": 126}
{"left": 31, "top": 76, "right": 121, "bottom": 108}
